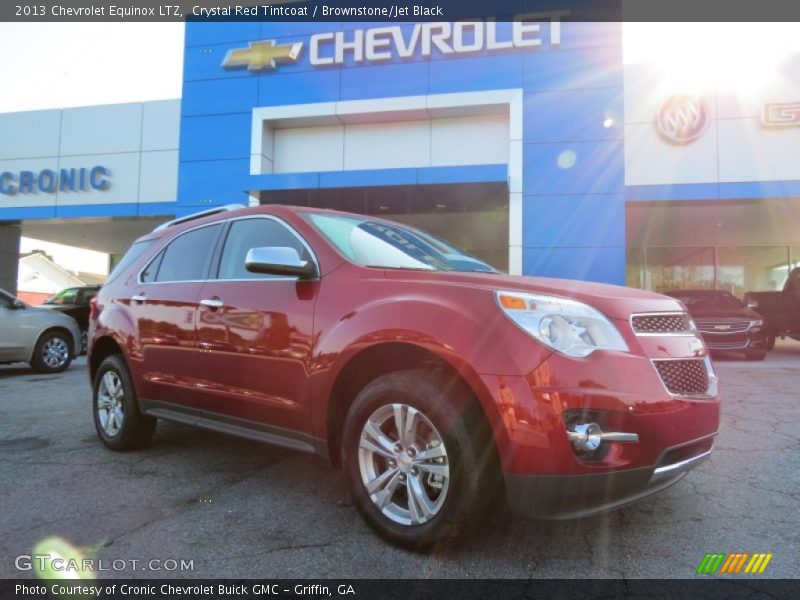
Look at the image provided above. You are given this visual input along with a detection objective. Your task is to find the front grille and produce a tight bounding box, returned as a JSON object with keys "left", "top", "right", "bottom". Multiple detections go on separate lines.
{"left": 653, "top": 359, "right": 710, "bottom": 396}
{"left": 632, "top": 313, "right": 692, "bottom": 334}
{"left": 696, "top": 319, "right": 750, "bottom": 334}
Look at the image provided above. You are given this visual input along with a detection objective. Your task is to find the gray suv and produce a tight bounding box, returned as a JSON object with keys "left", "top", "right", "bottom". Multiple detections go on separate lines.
{"left": 0, "top": 289, "right": 81, "bottom": 373}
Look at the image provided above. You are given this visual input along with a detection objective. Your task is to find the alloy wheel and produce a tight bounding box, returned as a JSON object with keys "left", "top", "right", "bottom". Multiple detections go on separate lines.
{"left": 41, "top": 337, "right": 69, "bottom": 369}
{"left": 97, "top": 371, "right": 125, "bottom": 437}
{"left": 358, "top": 403, "right": 450, "bottom": 526}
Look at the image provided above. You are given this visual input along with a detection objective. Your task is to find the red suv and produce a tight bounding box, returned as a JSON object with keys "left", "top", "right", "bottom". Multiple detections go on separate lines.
{"left": 89, "top": 204, "right": 720, "bottom": 550}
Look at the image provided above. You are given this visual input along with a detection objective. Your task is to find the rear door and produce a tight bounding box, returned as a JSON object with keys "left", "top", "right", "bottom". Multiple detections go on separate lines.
{"left": 192, "top": 216, "right": 318, "bottom": 434}
{"left": 130, "top": 223, "right": 223, "bottom": 409}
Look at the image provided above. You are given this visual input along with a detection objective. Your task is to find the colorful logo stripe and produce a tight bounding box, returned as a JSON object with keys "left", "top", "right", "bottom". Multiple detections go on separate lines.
{"left": 697, "top": 553, "right": 773, "bottom": 574}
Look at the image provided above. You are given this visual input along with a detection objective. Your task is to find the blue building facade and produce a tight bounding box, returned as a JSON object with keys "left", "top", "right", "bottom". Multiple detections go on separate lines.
{"left": 2, "top": 20, "right": 798, "bottom": 297}
{"left": 178, "top": 20, "right": 628, "bottom": 283}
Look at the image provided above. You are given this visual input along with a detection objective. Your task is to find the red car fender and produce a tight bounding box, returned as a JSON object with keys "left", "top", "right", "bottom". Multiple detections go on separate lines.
{"left": 308, "top": 292, "right": 550, "bottom": 463}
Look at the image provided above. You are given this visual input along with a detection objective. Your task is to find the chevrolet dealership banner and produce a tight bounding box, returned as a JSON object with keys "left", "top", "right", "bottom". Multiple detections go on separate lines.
{"left": 2, "top": 0, "right": 800, "bottom": 22}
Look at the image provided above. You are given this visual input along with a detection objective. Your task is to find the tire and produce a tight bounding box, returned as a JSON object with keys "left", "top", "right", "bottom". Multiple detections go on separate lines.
{"left": 745, "top": 349, "right": 767, "bottom": 361}
{"left": 30, "top": 330, "right": 73, "bottom": 373}
{"left": 92, "top": 354, "right": 156, "bottom": 451}
{"left": 766, "top": 334, "right": 776, "bottom": 351}
{"left": 342, "top": 369, "right": 496, "bottom": 552}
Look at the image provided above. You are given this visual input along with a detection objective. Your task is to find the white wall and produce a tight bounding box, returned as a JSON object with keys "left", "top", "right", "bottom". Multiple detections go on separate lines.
{"left": 17, "top": 254, "right": 84, "bottom": 295}
{"left": 624, "top": 58, "right": 800, "bottom": 187}
{"left": 270, "top": 113, "right": 509, "bottom": 174}
{"left": 0, "top": 99, "right": 180, "bottom": 208}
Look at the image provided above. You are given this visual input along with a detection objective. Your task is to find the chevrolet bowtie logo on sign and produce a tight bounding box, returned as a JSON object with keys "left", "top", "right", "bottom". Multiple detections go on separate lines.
{"left": 696, "top": 552, "right": 773, "bottom": 575}
{"left": 222, "top": 40, "right": 303, "bottom": 72}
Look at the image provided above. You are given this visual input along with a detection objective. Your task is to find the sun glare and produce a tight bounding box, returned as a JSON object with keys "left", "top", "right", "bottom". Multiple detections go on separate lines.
{"left": 623, "top": 23, "right": 800, "bottom": 96}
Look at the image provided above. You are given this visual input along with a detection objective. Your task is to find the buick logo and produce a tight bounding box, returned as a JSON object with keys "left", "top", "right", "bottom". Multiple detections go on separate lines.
{"left": 656, "top": 95, "right": 710, "bottom": 144}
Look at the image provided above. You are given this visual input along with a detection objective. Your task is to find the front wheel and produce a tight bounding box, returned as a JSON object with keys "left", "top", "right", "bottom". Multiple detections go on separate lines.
{"left": 342, "top": 370, "right": 495, "bottom": 552}
{"left": 766, "top": 333, "right": 776, "bottom": 351}
{"left": 93, "top": 355, "right": 156, "bottom": 451}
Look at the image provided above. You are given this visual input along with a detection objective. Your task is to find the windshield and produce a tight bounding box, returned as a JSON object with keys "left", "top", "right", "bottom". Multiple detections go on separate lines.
{"left": 668, "top": 290, "right": 744, "bottom": 310}
{"left": 44, "top": 288, "right": 78, "bottom": 305}
{"left": 304, "top": 213, "right": 497, "bottom": 273}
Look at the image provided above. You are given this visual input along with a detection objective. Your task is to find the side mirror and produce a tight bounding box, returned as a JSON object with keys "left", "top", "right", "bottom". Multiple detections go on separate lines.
{"left": 245, "top": 247, "right": 317, "bottom": 279}
{"left": 10, "top": 299, "right": 25, "bottom": 309}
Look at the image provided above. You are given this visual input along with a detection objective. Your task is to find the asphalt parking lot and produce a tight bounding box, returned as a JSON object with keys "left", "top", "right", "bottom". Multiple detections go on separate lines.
{"left": 1, "top": 343, "right": 798, "bottom": 579}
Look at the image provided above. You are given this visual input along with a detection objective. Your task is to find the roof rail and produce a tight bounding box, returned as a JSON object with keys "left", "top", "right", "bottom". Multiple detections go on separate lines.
{"left": 152, "top": 204, "right": 246, "bottom": 232}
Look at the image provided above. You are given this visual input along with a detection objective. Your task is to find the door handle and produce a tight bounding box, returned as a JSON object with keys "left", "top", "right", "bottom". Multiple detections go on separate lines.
{"left": 200, "top": 298, "right": 224, "bottom": 309}
{"left": 131, "top": 294, "right": 147, "bottom": 303}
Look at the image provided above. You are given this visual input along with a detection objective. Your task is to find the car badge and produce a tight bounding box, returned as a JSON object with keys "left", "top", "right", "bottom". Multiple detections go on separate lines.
{"left": 656, "top": 95, "right": 710, "bottom": 144}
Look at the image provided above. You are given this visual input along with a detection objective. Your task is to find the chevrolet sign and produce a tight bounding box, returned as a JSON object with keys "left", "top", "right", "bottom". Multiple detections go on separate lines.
{"left": 222, "top": 17, "right": 566, "bottom": 73}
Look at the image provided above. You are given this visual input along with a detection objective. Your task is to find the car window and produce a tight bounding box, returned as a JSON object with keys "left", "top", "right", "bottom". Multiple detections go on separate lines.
{"left": 217, "top": 218, "right": 311, "bottom": 280}
{"left": 140, "top": 251, "right": 163, "bottom": 283}
{"left": 0, "top": 289, "right": 15, "bottom": 309}
{"left": 668, "top": 291, "right": 743, "bottom": 310}
{"left": 76, "top": 289, "right": 98, "bottom": 304}
{"left": 106, "top": 240, "right": 154, "bottom": 284}
{"left": 304, "top": 212, "right": 496, "bottom": 273}
{"left": 155, "top": 224, "right": 222, "bottom": 283}
{"left": 46, "top": 288, "right": 78, "bottom": 305}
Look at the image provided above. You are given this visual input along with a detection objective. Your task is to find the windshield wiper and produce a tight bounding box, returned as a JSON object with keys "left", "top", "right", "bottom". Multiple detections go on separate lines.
{"left": 364, "top": 265, "right": 438, "bottom": 272}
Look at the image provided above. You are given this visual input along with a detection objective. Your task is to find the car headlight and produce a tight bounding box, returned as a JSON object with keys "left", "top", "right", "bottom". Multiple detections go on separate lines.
{"left": 496, "top": 291, "right": 629, "bottom": 358}
{"left": 750, "top": 319, "right": 764, "bottom": 328}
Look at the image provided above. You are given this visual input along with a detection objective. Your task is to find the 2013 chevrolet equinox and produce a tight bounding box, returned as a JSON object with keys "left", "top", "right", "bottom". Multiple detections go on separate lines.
{"left": 88, "top": 204, "right": 720, "bottom": 550}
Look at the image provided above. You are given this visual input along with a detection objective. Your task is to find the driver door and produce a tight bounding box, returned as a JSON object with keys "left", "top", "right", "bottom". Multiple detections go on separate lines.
{"left": 192, "top": 216, "right": 318, "bottom": 435}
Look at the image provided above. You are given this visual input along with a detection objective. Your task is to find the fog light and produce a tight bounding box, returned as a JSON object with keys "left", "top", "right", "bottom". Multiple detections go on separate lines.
{"left": 566, "top": 422, "right": 640, "bottom": 452}
{"left": 567, "top": 422, "right": 604, "bottom": 452}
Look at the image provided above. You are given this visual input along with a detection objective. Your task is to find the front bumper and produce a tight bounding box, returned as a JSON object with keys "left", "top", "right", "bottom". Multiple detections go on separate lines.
{"left": 505, "top": 438, "right": 713, "bottom": 519}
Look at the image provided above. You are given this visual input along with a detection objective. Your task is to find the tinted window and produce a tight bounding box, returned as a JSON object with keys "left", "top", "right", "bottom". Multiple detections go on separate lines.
{"left": 106, "top": 240, "right": 154, "bottom": 284}
{"left": 0, "top": 289, "right": 15, "bottom": 309}
{"left": 304, "top": 213, "right": 496, "bottom": 273}
{"left": 77, "top": 288, "right": 98, "bottom": 304}
{"left": 667, "top": 291, "right": 744, "bottom": 310}
{"left": 45, "top": 288, "right": 78, "bottom": 305}
{"left": 140, "top": 251, "right": 163, "bottom": 283}
{"left": 218, "top": 218, "right": 311, "bottom": 280}
{"left": 156, "top": 224, "right": 221, "bottom": 283}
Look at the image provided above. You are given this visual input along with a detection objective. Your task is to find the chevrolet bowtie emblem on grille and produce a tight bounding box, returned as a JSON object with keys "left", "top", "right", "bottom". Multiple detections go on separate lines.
{"left": 714, "top": 324, "right": 731, "bottom": 331}
{"left": 222, "top": 40, "right": 303, "bottom": 72}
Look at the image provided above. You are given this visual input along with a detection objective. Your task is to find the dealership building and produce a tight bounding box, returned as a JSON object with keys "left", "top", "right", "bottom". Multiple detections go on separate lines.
{"left": 1, "top": 19, "right": 799, "bottom": 297}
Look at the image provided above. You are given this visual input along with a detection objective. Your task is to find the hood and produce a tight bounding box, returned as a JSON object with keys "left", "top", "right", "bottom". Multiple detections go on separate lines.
{"left": 39, "top": 303, "right": 70, "bottom": 312}
{"left": 27, "top": 304, "right": 76, "bottom": 322}
{"left": 690, "top": 307, "right": 761, "bottom": 321}
{"left": 381, "top": 270, "right": 683, "bottom": 319}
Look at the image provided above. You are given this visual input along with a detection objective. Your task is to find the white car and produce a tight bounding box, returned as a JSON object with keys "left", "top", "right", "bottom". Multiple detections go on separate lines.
{"left": 0, "top": 288, "right": 81, "bottom": 373}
